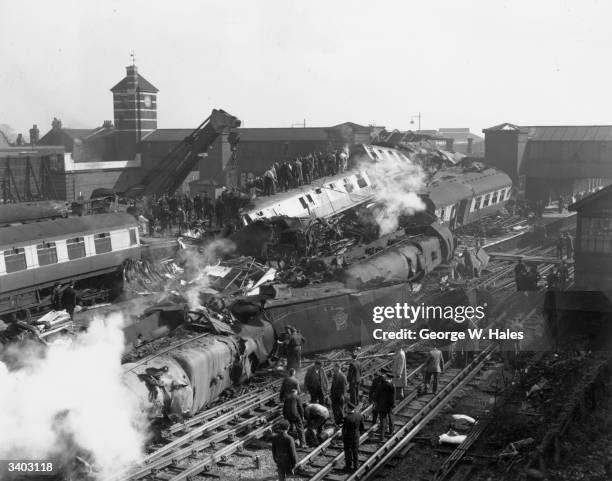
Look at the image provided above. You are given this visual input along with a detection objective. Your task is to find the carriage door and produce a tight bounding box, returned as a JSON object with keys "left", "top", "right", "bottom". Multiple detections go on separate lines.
{"left": 454, "top": 199, "right": 469, "bottom": 228}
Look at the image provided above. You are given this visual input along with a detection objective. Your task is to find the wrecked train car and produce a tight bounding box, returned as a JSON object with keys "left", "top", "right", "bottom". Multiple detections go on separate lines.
{"left": 0, "top": 213, "right": 141, "bottom": 317}
{"left": 122, "top": 315, "right": 275, "bottom": 420}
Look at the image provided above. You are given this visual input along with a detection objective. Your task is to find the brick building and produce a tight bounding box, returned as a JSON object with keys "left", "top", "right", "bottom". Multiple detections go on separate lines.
{"left": 35, "top": 64, "right": 379, "bottom": 199}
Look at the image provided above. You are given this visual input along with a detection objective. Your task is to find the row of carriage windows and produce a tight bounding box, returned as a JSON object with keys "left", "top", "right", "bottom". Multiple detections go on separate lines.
{"left": 297, "top": 174, "right": 370, "bottom": 210}
{"left": 470, "top": 188, "right": 511, "bottom": 212}
{"left": 2, "top": 229, "right": 138, "bottom": 274}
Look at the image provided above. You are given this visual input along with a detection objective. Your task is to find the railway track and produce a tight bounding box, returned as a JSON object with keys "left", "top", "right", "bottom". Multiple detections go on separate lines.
{"left": 105, "top": 241, "right": 567, "bottom": 481}
{"left": 106, "top": 342, "right": 415, "bottom": 481}
{"left": 300, "top": 344, "right": 498, "bottom": 481}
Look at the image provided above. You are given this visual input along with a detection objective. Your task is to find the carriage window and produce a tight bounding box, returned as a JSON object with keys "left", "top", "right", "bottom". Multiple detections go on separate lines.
{"left": 298, "top": 197, "right": 308, "bottom": 209}
{"left": 431, "top": 251, "right": 438, "bottom": 261}
{"left": 343, "top": 178, "right": 354, "bottom": 193}
{"left": 439, "top": 208, "right": 446, "bottom": 220}
{"left": 3, "top": 248, "right": 27, "bottom": 273}
{"left": 37, "top": 242, "right": 58, "bottom": 266}
{"left": 129, "top": 228, "right": 138, "bottom": 245}
{"left": 355, "top": 173, "right": 368, "bottom": 188}
{"left": 482, "top": 193, "right": 491, "bottom": 207}
{"left": 66, "top": 237, "right": 86, "bottom": 260}
{"left": 505, "top": 188, "right": 511, "bottom": 200}
{"left": 315, "top": 188, "right": 322, "bottom": 194}
{"left": 306, "top": 194, "right": 315, "bottom": 204}
{"left": 491, "top": 191, "right": 499, "bottom": 204}
{"left": 328, "top": 183, "right": 335, "bottom": 189}
{"left": 471, "top": 196, "right": 482, "bottom": 212}
{"left": 94, "top": 233, "right": 112, "bottom": 254}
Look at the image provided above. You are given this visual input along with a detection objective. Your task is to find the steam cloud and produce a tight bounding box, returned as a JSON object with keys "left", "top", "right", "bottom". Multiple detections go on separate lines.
{"left": 0, "top": 314, "right": 147, "bottom": 478}
{"left": 179, "top": 238, "right": 237, "bottom": 310}
{"left": 357, "top": 150, "right": 426, "bottom": 235}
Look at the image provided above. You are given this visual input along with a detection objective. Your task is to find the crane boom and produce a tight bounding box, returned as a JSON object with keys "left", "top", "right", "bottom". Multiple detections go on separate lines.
{"left": 133, "top": 109, "right": 241, "bottom": 197}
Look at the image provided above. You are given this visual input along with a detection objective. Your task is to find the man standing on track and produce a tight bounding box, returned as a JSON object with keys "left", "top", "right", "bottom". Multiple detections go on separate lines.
{"left": 423, "top": 345, "right": 444, "bottom": 394}
{"left": 282, "top": 388, "right": 306, "bottom": 448}
{"left": 330, "top": 363, "right": 348, "bottom": 425}
{"left": 342, "top": 402, "right": 365, "bottom": 473}
{"left": 305, "top": 360, "right": 329, "bottom": 404}
{"left": 271, "top": 420, "right": 298, "bottom": 481}
{"left": 393, "top": 347, "right": 407, "bottom": 401}
{"left": 347, "top": 351, "right": 361, "bottom": 405}
{"left": 280, "top": 368, "right": 300, "bottom": 402}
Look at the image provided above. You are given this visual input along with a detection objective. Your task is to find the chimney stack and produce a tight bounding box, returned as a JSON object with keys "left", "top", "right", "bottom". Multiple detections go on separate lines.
{"left": 467, "top": 137, "right": 473, "bottom": 154}
{"left": 16, "top": 134, "right": 24, "bottom": 146}
{"left": 52, "top": 117, "right": 62, "bottom": 130}
{"left": 29, "top": 124, "right": 39, "bottom": 145}
{"left": 103, "top": 120, "right": 113, "bottom": 129}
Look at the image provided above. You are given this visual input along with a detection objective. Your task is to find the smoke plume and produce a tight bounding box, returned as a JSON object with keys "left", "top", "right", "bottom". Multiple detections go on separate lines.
{"left": 179, "top": 238, "right": 236, "bottom": 310}
{"left": 0, "top": 314, "right": 147, "bottom": 478}
{"left": 356, "top": 150, "right": 426, "bottom": 235}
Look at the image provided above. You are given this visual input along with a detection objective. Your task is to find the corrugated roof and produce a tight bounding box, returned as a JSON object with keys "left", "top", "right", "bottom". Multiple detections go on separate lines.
{"left": 110, "top": 73, "right": 158, "bottom": 93}
{"left": 424, "top": 168, "right": 512, "bottom": 207}
{"left": 527, "top": 125, "right": 612, "bottom": 142}
{"left": 0, "top": 213, "right": 137, "bottom": 249}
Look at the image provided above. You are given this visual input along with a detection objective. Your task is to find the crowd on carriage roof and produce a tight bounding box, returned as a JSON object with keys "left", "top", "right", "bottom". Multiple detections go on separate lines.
{"left": 119, "top": 147, "right": 351, "bottom": 235}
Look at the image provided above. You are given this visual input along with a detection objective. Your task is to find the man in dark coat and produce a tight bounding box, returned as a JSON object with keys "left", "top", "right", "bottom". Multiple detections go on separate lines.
{"left": 51, "top": 282, "right": 62, "bottom": 310}
{"left": 342, "top": 402, "right": 365, "bottom": 472}
{"left": 374, "top": 377, "right": 395, "bottom": 441}
{"left": 369, "top": 369, "right": 385, "bottom": 425}
{"left": 272, "top": 420, "right": 298, "bottom": 481}
{"left": 282, "top": 388, "right": 305, "bottom": 447}
{"left": 61, "top": 281, "right": 78, "bottom": 319}
{"left": 423, "top": 346, "right": 444, "bottom": 394}
{"left": 287, "top": 327, "right": 306, "bottom": 371}
{"left": 347, "top": 352, "right": 361, "bottom": 405}
{"left": 280, "top": 368, "right": 300, "bottom": 402}
{"left": 304, "top": 360, "right": 329, "bottom": 404}
{"left": 330, "top": 363, "right": 348, "bottom": 425}
{"left": 514, "top": 260, "right": 527, "bottom": 291}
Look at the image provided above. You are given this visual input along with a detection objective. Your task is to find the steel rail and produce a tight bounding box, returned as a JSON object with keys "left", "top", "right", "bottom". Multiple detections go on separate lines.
{"left": 345, "top": 344, "right": 497, "bottom": 481}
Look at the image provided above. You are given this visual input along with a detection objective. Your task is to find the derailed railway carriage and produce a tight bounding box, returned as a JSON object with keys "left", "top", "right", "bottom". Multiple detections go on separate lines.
{"left": 422, "top": 165, "right": 512, "bottom": 230}
{"left": 0, "top": 213, "right": 140, "bottom": 316}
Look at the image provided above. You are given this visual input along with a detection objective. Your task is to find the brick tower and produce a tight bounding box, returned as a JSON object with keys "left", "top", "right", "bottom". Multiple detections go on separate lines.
{"left": 110, "top": 64, "right": 158, "bottom": 158}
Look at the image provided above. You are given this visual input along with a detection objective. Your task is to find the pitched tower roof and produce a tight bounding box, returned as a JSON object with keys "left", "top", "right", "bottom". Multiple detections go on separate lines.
{"left": 110, "top": 65, "right": 158, "bottom": 93}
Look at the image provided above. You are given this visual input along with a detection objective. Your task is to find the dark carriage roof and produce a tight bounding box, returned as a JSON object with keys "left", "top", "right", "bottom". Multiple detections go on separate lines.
{"left": 423, "top": 167, "right": 512, "bottom": 208}
{"left": 0, "top": 213, "right": 137, "bottom": 249}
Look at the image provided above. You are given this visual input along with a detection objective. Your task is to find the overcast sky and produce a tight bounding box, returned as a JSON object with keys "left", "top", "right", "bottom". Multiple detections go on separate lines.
{"left": 1, "top": 0, "right": 611, "bottom": 138}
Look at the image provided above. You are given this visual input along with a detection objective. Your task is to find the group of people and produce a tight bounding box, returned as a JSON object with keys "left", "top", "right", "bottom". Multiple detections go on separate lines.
{"left": 261, "top": 149, "right": 350, "bottom": 196}
{"left": 514, "top": 260, "right": 541, "bottom": 292}
{"left": 271, "top": 345, "right": 445, "bottom": 478}
{"left": 546, "top": 260, "right": 570, "bottom": 290}
{"left": 132, "top": 190, "right": 249, "bottom": 236}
